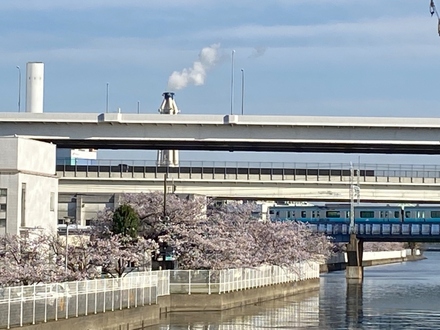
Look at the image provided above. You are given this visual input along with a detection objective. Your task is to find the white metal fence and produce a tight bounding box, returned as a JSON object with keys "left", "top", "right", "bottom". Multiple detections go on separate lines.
{"left": 169, "top": 262, "right": 320, "bottom": 295}
{"left": 0, "top": 271, "right": 170, "bottom": 329}
{"left": 0, "top": 264, "right": 318, "bottom": 329}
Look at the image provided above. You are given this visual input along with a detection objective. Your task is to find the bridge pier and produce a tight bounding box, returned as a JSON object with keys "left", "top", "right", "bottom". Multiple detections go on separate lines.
{"left": 346, "top": 234, "right": 363, "bottom": 281}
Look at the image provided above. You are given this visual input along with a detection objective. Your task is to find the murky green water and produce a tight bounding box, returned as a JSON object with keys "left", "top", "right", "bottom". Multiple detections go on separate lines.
{"left": 147, "top": 252, "right": 440, "bottom": 329}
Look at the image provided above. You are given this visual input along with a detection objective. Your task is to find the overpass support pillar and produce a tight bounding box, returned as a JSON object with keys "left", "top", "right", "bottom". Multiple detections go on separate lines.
{"left": 346, "top": 234, "right": 363, "bottom": 281}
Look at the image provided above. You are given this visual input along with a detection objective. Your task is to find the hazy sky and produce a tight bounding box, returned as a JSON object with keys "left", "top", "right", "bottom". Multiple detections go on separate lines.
{"left": 1, "top": 1, "right": 440, "bottom": 164}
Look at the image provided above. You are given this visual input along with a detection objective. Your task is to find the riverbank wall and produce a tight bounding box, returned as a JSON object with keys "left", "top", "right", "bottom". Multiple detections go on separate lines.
{"left": 18, "top": 279, "right": 319, "bottom": 330}
{"left": 158, "top": 278, "right": 319, "bottom": 313}
{"left": 320, "top": 249, "right": 424, "bottom": 273}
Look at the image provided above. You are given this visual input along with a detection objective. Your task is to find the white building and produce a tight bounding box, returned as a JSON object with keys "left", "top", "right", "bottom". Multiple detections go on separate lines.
{"left": 0, "top": 137, "right": 58, "bottom": 235}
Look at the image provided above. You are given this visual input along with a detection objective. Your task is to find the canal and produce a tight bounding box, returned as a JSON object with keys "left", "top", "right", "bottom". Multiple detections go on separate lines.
{"left": 147, "top": 252, "right": 440, "bottom": 329}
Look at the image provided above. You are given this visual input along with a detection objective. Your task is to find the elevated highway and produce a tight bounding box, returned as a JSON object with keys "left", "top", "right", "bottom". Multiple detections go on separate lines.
{"left": 3, "top": 112, "right": 440, "bottom": 154}
{"left": 57, "top": 160, "right": 440, "bottom": 203}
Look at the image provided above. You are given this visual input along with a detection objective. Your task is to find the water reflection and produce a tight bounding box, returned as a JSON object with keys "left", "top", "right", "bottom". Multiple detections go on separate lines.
{"left": 146, "top": 252, "right": 440, "bottom": 330}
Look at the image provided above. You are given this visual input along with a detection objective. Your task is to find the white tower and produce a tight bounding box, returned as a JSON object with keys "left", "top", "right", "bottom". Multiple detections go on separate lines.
{"left": 157, "top": 92, "right": 179, "bottom": 167}
{"left": 25, "top": 62, "right": 44, "bottom": 113}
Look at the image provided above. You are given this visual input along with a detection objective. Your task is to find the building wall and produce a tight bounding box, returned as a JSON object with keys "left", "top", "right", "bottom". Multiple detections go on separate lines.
{"left": 0, "top": 137, "right": 58, "bottom": 235}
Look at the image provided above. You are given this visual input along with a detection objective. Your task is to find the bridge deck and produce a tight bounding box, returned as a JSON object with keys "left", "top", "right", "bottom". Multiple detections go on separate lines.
{"left": 308, "top": 221, "right": 440, "bottom": 243}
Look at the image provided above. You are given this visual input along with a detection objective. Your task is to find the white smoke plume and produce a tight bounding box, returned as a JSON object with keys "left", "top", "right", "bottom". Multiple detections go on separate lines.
{"left": 248, "top": 46, "right": 267, "bottom": 59}
{"left": 167, "top": 43, "right": 221, "bottom": 90}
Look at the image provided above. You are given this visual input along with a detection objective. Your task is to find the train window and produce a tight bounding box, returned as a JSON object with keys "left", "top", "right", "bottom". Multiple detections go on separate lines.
{"left": 394, "top": 211, "right": 400, "bottom": 218}
{"left": 431, "top": 211, "right": 440, "bottom": 218}
{"left": 312, "top": 211, "right": 316, "bottom": 218}
{"left": 326, "top": 210, "right": 340, "bottom": 218}
{"left": 269, "top": 210, "right": 274, "bottom": 215}
{"left": 405, "top": 211, "right": 410, "bottom": 218}
{"left": 301, "top": 211, "right": 306, "bottom": 218}
{"left": 417, "top": 211, "right": 425, "bottom": 219}
{"left": 360, "top": 211, "right": 374, "bottom": 218}
{"left": 287, "top": 211, "right": 291, "bottom": 218}
{"left": 276, "top": 211, "right": 280, "bottom": 217}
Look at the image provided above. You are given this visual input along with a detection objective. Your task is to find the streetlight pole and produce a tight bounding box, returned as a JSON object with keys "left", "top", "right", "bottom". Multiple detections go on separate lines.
{"left": 16, "top": 66, "right": 21, "bottom": 112}
{"left": 64, "top": 217, "right": 71, "bottom": 272}
{"left": 106, "top": 83, "right": 109, "bottom": 113}
{"left": 240, "top": 69, "right": 245, "bottom": 115}
{"left": 163, "top": 173, "right": 167, "bottom": 219}
{"left": 230, "top": 50, "right": 235, "bottom": 115}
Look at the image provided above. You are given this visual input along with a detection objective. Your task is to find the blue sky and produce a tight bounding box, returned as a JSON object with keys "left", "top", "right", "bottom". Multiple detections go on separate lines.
{"left": 1, "top": 0, "right": 440, "bottom": 164}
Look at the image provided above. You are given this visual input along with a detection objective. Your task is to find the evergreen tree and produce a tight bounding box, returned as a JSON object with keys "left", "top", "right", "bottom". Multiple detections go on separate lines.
{"left": 112, "top": 204, "right": 140, "bottom": 238}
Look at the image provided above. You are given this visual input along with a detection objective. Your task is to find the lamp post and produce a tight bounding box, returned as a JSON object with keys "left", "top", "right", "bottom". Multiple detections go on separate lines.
{"left": 106, "top": 82, "right": 109, "bottom": 113}
{"left": 240, "top": 68, "right": 245, "bottom": 115}
{"left": 230, "top": 50, "right": 235, "bottom": 115}
{"left": 64, "top": 217, "right": 71, "bottom": 272}
{"left": 16, "top": 66, "right": 21, "bottom": 112}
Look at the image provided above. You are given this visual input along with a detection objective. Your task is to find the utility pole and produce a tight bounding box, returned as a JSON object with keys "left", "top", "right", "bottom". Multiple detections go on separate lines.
{"left": 349, "top": 162, "right": 355, "bottom": 234}
{"left": 163, "top": 173, "right": 167, "bottom": 219}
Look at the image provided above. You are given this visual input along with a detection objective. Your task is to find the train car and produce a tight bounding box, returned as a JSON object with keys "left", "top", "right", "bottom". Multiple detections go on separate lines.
{"left": 268, "top": 204, "right": 402, "bottom": 223}
{"left": 354, "top": 205, "right": 402, "bottom": 224}
{"left": 268, "top": 204, "right": 350, "bottom": 223}
{"left": 403, "top": 205, "right": 440, "bottom": 222}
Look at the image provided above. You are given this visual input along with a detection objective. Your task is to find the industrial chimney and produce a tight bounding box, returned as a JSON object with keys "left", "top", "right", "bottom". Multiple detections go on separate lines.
{"left": 25, "top": 62, "right": 44, "bottom": 113}
{"left": 157, "top": 92, "right": 179, "bottom": 167}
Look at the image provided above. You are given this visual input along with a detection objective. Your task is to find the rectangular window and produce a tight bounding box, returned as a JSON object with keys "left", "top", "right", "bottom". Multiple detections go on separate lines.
{"left": 0, "top": 204, "right": 6, "bottom": 212}
{"left": 360, "top": 211, "right": 374, "bottom": 218}
{"left": 0, "top": 189, "right": 6, "bottom": 196}
{"left": 394, "top": 211, "right": 400, "bottom": 218}
{"left": 405, "top": 210, "right": 411, "bottom": 218}
{"left": 301, "top": 210, "right": 306, "bottom": 218}
{"left": 21, "top": 183, "right": 26, "bottom": 227}
{"left": 326, "top": 211, "right": 340, "bottom": 218}
{"left": 50, "top": 192, "right": 55, "bottom": 212}
{"left": 0, "top": 219, "right": 5, "bottom": 227}
{"left": 269, "top": 210, "right": 274, "bottom": 215}
{"left": 431, "top": 211, "right": 440, "bottom": 218}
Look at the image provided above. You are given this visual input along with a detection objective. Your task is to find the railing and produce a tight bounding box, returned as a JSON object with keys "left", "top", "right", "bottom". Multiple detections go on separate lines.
{"left": 169, "top": 263, "right": 319, "bottom": 295}
{"left": 56, "top": 159, "right": 440, "bottom": 183}
{"left": 0, "top": 271, "right": 170, "bottom": 329}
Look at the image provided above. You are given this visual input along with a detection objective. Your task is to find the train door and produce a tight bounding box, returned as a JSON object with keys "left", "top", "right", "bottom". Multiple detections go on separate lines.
{"left": 404, "top": 208, "right": 412, "bottom": 222}
{"left": 380, "top": 210, "right": 391, "bottom": 222}
{"left": 416, "top": 210, "right": 425, "bottom": 222}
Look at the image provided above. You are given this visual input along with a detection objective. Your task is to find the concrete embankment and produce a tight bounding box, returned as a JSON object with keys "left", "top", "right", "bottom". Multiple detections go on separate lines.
{"left": 158, "top": 278, "right": 319, "bottom": 313}
{"left": 19, "top": 278, "right": 320, "bottom": 330}
{"left": 320, "top": 249, "right": 425, "bottom": 273}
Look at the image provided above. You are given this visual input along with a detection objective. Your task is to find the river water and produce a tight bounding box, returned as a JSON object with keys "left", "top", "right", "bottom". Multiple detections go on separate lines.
{"left": 146, "top": 252, "right": 440, "bottom": 329}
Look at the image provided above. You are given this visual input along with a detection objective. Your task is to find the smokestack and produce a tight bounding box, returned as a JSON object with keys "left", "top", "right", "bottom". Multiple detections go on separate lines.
{"left": 157, "top": 92, "right": 180, "bottom": 167}
{"left": 25, "top": 62, "right": 44, "bottom": 113}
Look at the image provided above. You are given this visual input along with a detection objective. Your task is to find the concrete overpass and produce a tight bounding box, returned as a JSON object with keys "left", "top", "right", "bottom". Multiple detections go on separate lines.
{"left": 3, "top": 112, "right": 440, "bottom": 154}
{"left": 56, "top": 160, "right": 440, "bottom": 227}
{"left": 57, "top": 160, "right": 440, "bottom": 203}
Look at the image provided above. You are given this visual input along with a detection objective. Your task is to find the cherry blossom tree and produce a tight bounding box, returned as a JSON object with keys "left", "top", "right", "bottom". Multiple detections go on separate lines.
{"left": 96, "top": 193, "right": 333, "bottom": 271}
{"left": 0, "top": 233, "right": 65, "bottom": 286}
{"left": 88, "top": 235, "right": 157, "bottom": 278}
